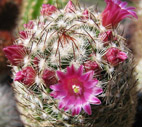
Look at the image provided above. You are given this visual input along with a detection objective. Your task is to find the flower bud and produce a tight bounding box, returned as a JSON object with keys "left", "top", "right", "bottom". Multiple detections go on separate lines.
{"left": 15, "top": 66, "right": 36, "bottom": 85}
{"left": 24, "top": 20, "right": 34, "bottom": 29}
{"left": 42, "top": 69, "right": 57, "bottom": 87}
{"left": 65, "top": 0, "right": 75, "bottom": 13}
{"left": 3, "top": 45, "right": 26, "bottom": 66}
{"left": 40, "top": 4, "right": 57, "bottom": 16}
{"left": 104, "top": 47, "right": 128, "bottom": 66}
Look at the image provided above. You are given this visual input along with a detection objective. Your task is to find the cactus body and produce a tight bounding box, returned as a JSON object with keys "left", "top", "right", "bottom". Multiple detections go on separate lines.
{"left": 4, "top": 0, "right": 137, "bottom": 127}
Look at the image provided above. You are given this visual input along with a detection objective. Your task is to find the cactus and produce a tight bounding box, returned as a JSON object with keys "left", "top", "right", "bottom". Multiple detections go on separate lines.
{"left": 4, "top": 0, "right": 138, "bottom": 127}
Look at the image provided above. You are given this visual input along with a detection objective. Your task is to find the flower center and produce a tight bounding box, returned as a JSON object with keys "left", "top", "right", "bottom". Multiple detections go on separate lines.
{"left": 72, "top": 85, "right": 80, "bottom": 94}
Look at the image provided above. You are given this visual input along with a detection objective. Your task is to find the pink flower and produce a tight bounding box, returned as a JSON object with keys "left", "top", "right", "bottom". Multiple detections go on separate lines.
{"left": 3, "top": 45, "right": 26, "bottom": 66}
{"left": 102, "top": 0, "right": 137, "bottom": 29}
{"left": 42, "top": 69, "right": 57, "bottom": 87}
{"left": 15, "top": 66, "right": 36, "bottom": 85}
{"left": 40, "top": 4, "right": 57, "bottom": 16}
{"left": 82, "top": 9, "right": 89, "bottom": 19}
{"left": 19, "top": 31, "right": 28, "bottom": 39}
{"left": 65, "top": 0, "right": 75, "bottom": 13}
{"left": 99, "top": 30, "right": 112, "bottom": 42}
{"left": 104, "top": 47, "right": 128, "bottom": 66}
{"left": 50, "top": 65, "right": 102, "bottom": 116}
{"left": 24, "top": 21, "right": 34, "bottom": 29}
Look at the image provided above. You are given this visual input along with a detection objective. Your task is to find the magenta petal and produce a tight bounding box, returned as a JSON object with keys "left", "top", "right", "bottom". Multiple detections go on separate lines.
{"left": 58, "top": 101, "right": 66, "bottom": 109}
{"left": 84, "top": 79, "right": 98, "bottom": 88}
{"left": 59, "top": 96, "right": 71, "bottom": 110}
{"left": 84, "top": 90, "right": 92, "bottom": 101}
{"left": 57, "top": 71, "right": 66, "bottom": 80}
{"left": 63, "top": 96, "right": 75, "bottom": 111}
{"left": 50, "top": 91, "right": 67, "bottom": 99}
{"left": 71, "top": 64, "right": 75, "bottom": 74}
{"left": 76, "top": 65, "right": 83, "bottom": 76}
{"left": 75, "top": 106, "right": 81, "bottom": 115}
{"left": 71, "top": 106, "right": 81, "bottom": 116}
{"left": 50, "top": 91, "right": 58, "bottom": 98}
{"left": 75, "top": 96, "right": 82, "bottom": 105}
{"left": 67, "top": 96, "right": 76, "bottom": 106}
{"left": 83, "top": 103, "right": 92, "bottom": 115}
{"left": 89, "top": 96, "right": 101, "bottom": 105}
{"left": 64, "top": 105, "right": 71, "bottom": 112}
{"left": 72, "top": 108, "right": 76, "bottom": 116}
{"left": 50, "top": 84, "right": 62, "bottom": 91}
{"left": 66, "top": 64, "right": 75, "bottom": 75}
{"left": 77, "top": 106, "right": 81, "bottom": 115}
{"left": 81, "top": 71, "right": 94, "bottom": 81}
{"left": 93, "top": 87, "right": 103, "bottom": 95}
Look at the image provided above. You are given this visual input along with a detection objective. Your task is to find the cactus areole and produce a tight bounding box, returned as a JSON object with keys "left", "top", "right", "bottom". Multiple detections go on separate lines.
{"left": 3, "top": 0, "right": 137, "bottom": 127}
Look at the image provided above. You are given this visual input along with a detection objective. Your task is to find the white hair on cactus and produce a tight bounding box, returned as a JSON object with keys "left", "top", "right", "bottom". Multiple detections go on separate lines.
{"left": 35, "top": 28, "right": 42, "bottom": 36}
{"left": 69, "top": 60, "right": 81, "bottom": 68}
{"left": 65, "top": 13, "right": 74, "bottom": 19}
{"left": 49, "top": 53, "right": 60, "bottom": 66}
{"left": 35, "top": 75, "right": 42, "bottom": 86}
{"left": 95, "top": 40, "right": 104, "bottom": 49}
{"left": 94, "top": 12, "right": 101, "bottom": 19}
{"left": 99, "top": 24, "right": 106, "bottom": 32}
{"left": 52, "top": 106, "right": 59, "bottom": 114}
{"left": 23, "top": 38, "right": 31, "bottom": 47}
{"left": 57, "top": 20, "right": 67, "bottom": 28}
{"left": 39, "top": 58, "right": 47, "bottom": 70}
{"left": 87, "top": 19, "right": 95, "bottom": 27}
{"left": 38, "top": 42, "right": 46, "bottom": 52}
{"left": 62, "top": 114, "right": 69, "bottom": 120}
{"left": 31, "top": 42, "right": 38, "bottom": 53}
{"left": 23, "top": 56, "right": 31, "bottom": 67}
{"left": 13, "top": 66, "right": 20, "bottom": 73}
{"left": 51, "top": 11, "right": 62, "bottom": 19}
{"left": 76, "top": 10, "right": 82, "bottom": 17}
{"left": 42, "top": 113, "right": 48, "bottom": 119}
{"left": 31, "top": 103, "right": 36, "bottom": 110}
{"left": 75, "top": 48, "right": 86, "bottom": 61}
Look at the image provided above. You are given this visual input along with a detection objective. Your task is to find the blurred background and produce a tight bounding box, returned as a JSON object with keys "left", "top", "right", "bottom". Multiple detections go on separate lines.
{"left": 0, "top": 0, "right": 142, "bottom": 127}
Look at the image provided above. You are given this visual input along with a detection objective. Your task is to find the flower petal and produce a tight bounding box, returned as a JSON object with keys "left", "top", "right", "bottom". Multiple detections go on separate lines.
{"left": 89, "top": 96, "right": 101, "bottom": 105}
{"left": 50, "top": 84, "right": 62, "bottom": 91}
{"left": 58, "top": 101, "right": 66, "bottom": 109}
{"left": 83, "top": 103, "right": 92, "bottom": 115}
{"left": 57, "top": 71, "right": 66, "bottom": 80}
{"left": 71, "top": 106, "right": 81, "bottom": 116}
{"left": 84, "top": 79, "right": 98, "bottom": 88}
{"left": 81, "top": 71, "right": 94, "bottom": 81}
{"left": 76, "top": 65, "right": 83, "bottom": 76}
{"left": 50, "top": 91, "right": 67, "bottom": 99}
{"left": 93, "top": 87, "right": 103, "bottom": 95}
